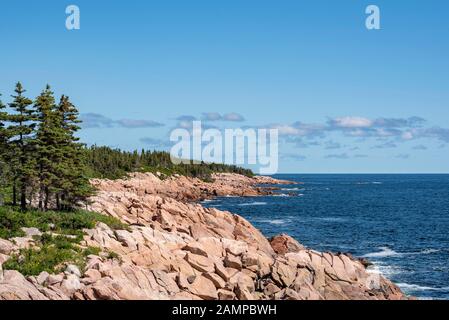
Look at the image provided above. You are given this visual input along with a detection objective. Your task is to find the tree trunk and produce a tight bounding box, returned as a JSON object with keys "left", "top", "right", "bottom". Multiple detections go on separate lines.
{"left": 20, "top": 180, "right": 27, "bottom": 210}
{"left": 56, "top": 194, "right": 60, "bottom": 211}
{"left": 38, "top": 185, "right": 43, "bottom": 211}
{"left": 61, "top": 193, "right": 66, "bottom": 211}
{"left": 44, "top": 187, "right": 49, "bottom": 211}
{"left": 12, "top": 178, "right": 17, "bottom": 206}
{"left": 38, "top": 164, "right": 43, "bottom": 210}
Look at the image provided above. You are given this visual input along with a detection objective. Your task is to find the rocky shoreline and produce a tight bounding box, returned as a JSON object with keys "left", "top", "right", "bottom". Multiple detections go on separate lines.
{"left": 0, "top": 173, "right": 406, "bottom": 300}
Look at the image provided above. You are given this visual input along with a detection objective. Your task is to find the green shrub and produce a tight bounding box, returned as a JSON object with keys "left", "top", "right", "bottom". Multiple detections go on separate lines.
{"left": 0, "top": 206, "right": 127, "bottom": 240}
{"left": 0, "top": 207, "right": 26, "bottom": 238}
{"left": 0, "top": 206, "right": 124, "bottom": 276}
{"left": 83, "top": 246, "right": 102, "bottom": 257}
{"left": 4, "top": 245, "right": 81, "bottom": 276}
{"left": 3, "top": 233, "right": 102, "bottom": 276}
{"left": 106, "top": 251, "right": 120, "bottom": 261}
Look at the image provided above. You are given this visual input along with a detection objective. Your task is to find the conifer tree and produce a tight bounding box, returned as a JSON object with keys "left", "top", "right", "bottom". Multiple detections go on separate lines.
{"left": 0, "top": 93, "right": 8, "bottom": 205}
{"left": 0, "top": 93, "right": 7, "bottom": 152}
{"left": 0, "top": 93, "right": 6, "bottom": 142}
{"left": 56, "top": 95, "right": 93, "bottom": 209}
{"left": 35, "top": 85, "right": 65, "bottom": 210}
{"left": 7, "top": 83, "right": 36, "bottom": 210}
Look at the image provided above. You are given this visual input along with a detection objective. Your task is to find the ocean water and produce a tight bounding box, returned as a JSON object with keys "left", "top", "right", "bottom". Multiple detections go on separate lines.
{"left": 202, "top": 174, "right": 449, "bottom": 300}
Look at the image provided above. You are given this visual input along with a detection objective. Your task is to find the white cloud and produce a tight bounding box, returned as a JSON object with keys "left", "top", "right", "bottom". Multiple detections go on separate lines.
{"left": 222, "top": 113, "right": 245, "bottom": 122}
{"left": 330, "top": 116, "right": 373, "bottom": 128}
{"left": 198, "top": 112, "right": 246, "bottom": 122}
{"left": 401, "top": 131, "right": 414, "bottom": 140}
{"left": 270, "top": 124, "right": 301, "bottom": 136}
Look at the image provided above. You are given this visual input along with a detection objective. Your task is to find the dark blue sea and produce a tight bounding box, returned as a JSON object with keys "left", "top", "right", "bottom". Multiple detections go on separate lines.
{"left": 202, "top": 174, "right": 449, "bottom": 300}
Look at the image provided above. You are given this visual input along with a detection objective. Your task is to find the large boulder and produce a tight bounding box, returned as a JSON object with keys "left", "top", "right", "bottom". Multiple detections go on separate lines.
{"left": 185, "top": 253, "right": 215, "bottom": 273}
{"left": 270, "top": 234, "right": 305, "bottom": 255}
{"left": 0, "top": 239, "right": 16, "bottom": 255}
{"left": 188, "top": 275, "right": 218, "bottom": 300}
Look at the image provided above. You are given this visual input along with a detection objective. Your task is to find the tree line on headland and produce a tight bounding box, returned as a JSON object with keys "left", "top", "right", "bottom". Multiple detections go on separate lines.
{"left": 0, "top": 83, "right": 253, "bottom": 211}
{"left": 83, "top": 146, "right": 254, "bottom": 181}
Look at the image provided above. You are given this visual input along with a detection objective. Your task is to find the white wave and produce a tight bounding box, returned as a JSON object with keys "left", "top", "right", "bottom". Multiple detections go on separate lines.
{"left": 361, "top": 247, "right": 401, "bottom": 258}
{"left": 362, "top": 247, "right": 440, "bottom": 259}
{"left": 237, "top": 202, "right": 268, "bottom": 206}
{"left": 419, "top": 248, "right": 440, "bottom": 255}
{"left": 280, "top": 187, "right": 304, "bottom": 191}
{"left": 403, "top": 248, "right": 440, "bottom": 256}
{"left": 396, "top": 283, "right": 449, "bottom": 292}
{"left": 367, "top": 264, "right": 403, "bottom": 277}
{"left": 259, "top": 219, "right": 289, "bottom": 225}
{"left": 273, "top": 193, "right": 289, "bottom": 197}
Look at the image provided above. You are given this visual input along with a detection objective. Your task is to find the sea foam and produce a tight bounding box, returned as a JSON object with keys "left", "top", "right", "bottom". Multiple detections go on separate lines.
{"left": 396, "top": 283, "right": 449, "bottom": 292}
{"left": 237, "top": 201, "right": 268, "bottom": 206}
{"left": 362, "top": 247, "right": 400, "bottom": 258}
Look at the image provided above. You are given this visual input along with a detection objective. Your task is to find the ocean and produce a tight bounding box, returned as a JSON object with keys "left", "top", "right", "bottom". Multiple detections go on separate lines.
{"left": 202, "top": 174, "right": 449, "bottom": 300}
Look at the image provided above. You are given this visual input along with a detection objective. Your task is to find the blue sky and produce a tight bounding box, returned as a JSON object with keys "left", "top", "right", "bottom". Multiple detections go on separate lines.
{"left": 1, "top": 0, "right": 448, "bottom": 173}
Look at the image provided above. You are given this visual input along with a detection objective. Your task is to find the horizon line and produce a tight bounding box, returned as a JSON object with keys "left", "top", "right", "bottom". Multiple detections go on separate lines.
{"left": 267, "top": 172, "right": 449, "bottom": 175}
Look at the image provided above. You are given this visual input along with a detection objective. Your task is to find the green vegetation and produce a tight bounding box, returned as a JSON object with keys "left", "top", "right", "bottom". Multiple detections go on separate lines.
{"left": 106, "top": 250, "right": 121, "bottom": 261}
{"left": 0, "top": 206, "right": 127, "bottom": 239}
{"left": 83, "top": 145, "right": 254, "bottom": 181}
{"left": 3, "top": 236, "right": 93, "bottom": 276}
{"left": 0, "top": 206, "right": 126, "bottom": 276}
{"left": 0, "top": 83, "right": 93, "bottom": 211}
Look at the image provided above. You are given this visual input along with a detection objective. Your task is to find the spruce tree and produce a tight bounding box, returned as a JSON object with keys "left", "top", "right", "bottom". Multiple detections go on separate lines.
{"left": 0, "top": 93, "right": 8, "bottom": 205}
{"left": 35, "top": 85, "right": 65, "bottom": 210}
{"left": 0, "top": 93, "right": 7, "bottom": 153}
{"left": 0, "top": 93, "right": 6, "bottom": 142}
{"left": 57, "top": 95, "right": 93, "bottom": 209}
{"left": 7, "top": 83, "right": 36, "bottom": 210}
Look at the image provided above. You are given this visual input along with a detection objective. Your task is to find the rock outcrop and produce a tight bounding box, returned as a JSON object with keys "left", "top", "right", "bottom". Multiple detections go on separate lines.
{"left": 0, "top": 173, "right": 406, "bottom": 300}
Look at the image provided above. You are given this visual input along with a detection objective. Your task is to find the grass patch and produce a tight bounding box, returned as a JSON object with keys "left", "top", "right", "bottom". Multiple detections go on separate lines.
{"left": 0, "top": 206, "right": 128, "bottom": 239}
{"left": 106, "top": 251, "right": 120, "bottom": 261}
{"left": 4, "top": 247, "right": 78, "bottom": 276}
{"left": 3, "top": 235, "right": 106, "bottom": 276}
{"left": 3, "top": 232, "right": 106, "bottom": 276}
{"left": 3, "top": 234, "right": 93, "bottom": 276}
{"left": 1, "top": 206, "right": 128, "bottom": 276}
{"left": 83, "top": 246, "right": 102, "bottom": 257}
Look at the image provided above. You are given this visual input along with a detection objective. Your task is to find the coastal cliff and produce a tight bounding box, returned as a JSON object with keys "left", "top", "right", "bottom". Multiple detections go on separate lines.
{"left": 0, "top": 173, "right": 406, "bottom": 300}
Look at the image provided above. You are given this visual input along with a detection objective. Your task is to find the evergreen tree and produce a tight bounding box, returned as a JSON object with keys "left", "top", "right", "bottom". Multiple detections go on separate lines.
{"left": 35, "top": 85, "right": 65, "bottom": 210}
{"left": 0, "top": 93, "right": 7, "bottom": 153}
{"left": 0, "top": 93, "right": 8, "bottom": 205}
{"left": 7, "top": 83, "right": 36, "bottom": 210}
{"left": 0, "top": 93, "right": 6, "bottom": 143}
{"left": 56, "top": 95, "right": 93, "bottom": 209}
